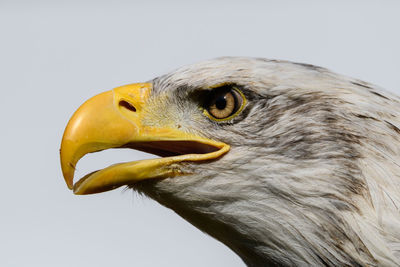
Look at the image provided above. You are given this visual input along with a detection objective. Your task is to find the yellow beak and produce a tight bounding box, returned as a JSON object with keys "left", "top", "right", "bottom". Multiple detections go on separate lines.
{"left": 60, "top": 83, "right": 229, "bottom": 195}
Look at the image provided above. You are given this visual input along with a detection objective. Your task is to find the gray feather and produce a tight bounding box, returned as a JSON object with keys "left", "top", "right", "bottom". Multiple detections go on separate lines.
{"left": 133, "top": 57, "right": 400, "bottom": 266}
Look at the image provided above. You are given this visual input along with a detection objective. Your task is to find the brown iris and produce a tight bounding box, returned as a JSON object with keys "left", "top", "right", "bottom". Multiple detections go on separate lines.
{"left": 207, "top": 87, "right": 244, "bottom": 120}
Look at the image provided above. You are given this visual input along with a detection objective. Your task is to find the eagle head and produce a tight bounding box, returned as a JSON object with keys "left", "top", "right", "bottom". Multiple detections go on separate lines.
{"left": 60, "top": 57, "right": 400, "bottom": 266}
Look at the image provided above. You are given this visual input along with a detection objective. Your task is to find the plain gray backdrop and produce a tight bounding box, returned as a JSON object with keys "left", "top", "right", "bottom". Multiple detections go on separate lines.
{"left": 1, "top": 1, "right": 400, "bottom": 266}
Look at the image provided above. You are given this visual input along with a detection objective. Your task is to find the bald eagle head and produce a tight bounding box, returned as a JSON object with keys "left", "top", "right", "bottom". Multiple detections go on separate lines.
{"left": 61, "top": 57, "right": 400, "bottom": 266}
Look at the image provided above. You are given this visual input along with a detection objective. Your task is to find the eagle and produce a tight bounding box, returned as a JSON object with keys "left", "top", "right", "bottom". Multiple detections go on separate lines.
{"left": 60, "top": 57, "right": 400, "bottom": 266}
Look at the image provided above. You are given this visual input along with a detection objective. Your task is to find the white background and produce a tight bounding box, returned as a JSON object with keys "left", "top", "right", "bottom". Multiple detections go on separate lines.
{"left": 1, "top": 1, "right": 399, "bottom": 266}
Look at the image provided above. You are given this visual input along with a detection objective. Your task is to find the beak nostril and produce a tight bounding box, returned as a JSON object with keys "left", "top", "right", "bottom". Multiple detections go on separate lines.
{"left": 119, "top": 100, "right": 136, "bottom": 112}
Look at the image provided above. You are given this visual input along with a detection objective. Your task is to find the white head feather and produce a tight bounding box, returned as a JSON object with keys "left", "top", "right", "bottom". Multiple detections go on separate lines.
{"left": 133, "top": 57, "right": 400, "bottom": 266}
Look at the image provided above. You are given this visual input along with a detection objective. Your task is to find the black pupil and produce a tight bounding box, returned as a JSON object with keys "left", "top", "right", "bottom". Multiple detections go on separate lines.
{"left": 215, "top": 95, "right": 227, "bottom": 110}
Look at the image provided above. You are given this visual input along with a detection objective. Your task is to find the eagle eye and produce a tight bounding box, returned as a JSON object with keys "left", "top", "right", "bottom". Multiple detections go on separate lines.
{"left": 204, "top": 86, "right": 246, "bottom": 121}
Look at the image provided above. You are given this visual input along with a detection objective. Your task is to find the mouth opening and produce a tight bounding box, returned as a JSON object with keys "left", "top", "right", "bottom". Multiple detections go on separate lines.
{"left": 123, "top": 140, "right": 220, "bottom": 157}
{"left": 72, "top": 140, "right": 223, "bottom": 192}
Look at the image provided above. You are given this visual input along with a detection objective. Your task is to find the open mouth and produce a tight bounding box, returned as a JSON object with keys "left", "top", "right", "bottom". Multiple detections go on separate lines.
{"left": 60, "top": 83, "right": 230, "bottom": 195}
{"left": 123, "top": 140, "right": 220, "bottom": 157}
{"left": 72, "top": 140, "right": 223, "bottom": 193}
{"left": 63, "top": 137, "right": 229, "bottom": 195}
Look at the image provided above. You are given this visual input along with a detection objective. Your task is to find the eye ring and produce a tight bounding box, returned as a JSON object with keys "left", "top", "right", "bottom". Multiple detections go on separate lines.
{"left": 203, "top": 86, "right": 246, "bottom": 121}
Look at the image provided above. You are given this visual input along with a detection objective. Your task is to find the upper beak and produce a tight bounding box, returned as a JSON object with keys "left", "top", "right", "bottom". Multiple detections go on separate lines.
{"left": 60, "top": 83, "right": 229, "bottom": 195}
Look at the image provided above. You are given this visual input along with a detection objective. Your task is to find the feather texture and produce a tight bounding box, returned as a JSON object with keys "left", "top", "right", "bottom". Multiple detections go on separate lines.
{"left": 132, "top": 57, "right": 400, "bottom": 266}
